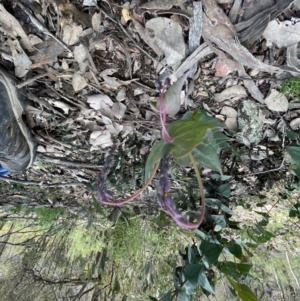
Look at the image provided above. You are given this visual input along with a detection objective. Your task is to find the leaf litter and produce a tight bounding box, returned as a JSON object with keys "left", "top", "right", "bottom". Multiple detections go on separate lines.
{"left": 1, "top": 0, "right": 300, "bottom": 224}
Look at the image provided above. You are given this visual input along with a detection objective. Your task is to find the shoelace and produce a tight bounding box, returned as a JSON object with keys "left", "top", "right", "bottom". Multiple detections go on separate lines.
{"left": 0, "top": 166, "right": 10, "bottom": 176}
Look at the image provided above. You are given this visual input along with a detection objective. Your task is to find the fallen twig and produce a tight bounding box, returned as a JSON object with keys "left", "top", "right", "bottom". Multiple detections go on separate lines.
{"left": 37, "top": 154, "right": 103, "bottom": 169}
{"left": 0, "top": 176, "right": 85, "bottom": 187}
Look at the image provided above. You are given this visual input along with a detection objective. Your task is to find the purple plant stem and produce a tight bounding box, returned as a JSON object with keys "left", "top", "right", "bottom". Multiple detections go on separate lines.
{"left": 159, "top": 90, "right": 172, "bottom": 143}
{"left": 98, "top": 160, "right": 160, "bottom": 206}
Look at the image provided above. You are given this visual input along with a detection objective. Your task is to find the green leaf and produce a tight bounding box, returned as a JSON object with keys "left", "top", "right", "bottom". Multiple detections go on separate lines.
{"left": 286, "top": 146, "right": 300, "bottom": 165}
{"left": 184, "top": 264, "right": 202, "bottom": 294}
{"left": 205, "top": 198, "right": 234, "bottom": 215}
{"left": 289, "top": 202, "right": 300, "bottom": 218}
{"left": 247, "top": 227, "right": 274, "bottom": 243}
{"left": 211, "top": 215, "right": 226, "bottom": 232}
{"left": 193, "top": 142, "right": 222, "bottom": 173}
{"left": 182, "top": 110, "right": 223, "bottom": 124}
{"left": 163, "top": 71, "right": 191, "bottom": 116}
{"left": 198, "top": 270, "right": 215, "bottom": 294}
{"left": 221, "top": 262, "right": 252, "bottom": 279}
{"left": 206, "top": 129, "right": 229, "bottom": 154}
{"left": 174, "top": 154, "right": 191, "bottom": 166}
{"left": 92, "top": 197, "right": 104, "bottom": 214}
{"left": 178, "top": 291, "right": 190, "bottom": 301}
{"left": 227, "top": 242, "right": 243, "bottom": 259}
{"left": 162, "top": 291, "right": 172, "bottom": 301}
{"left": 286, "top": 131, "right": 299, "bottom": 139}
{"left": 149, "top": 297, "right": 158, "bottom": 301}
{"left": 195, "top": 230, "right": 212, "bottom": 241}
{"left": 184, "top": 264, "right": 202, "bottom": 287}
{"left": 199, "top": 241, "right": 223, "bottom": 265}
{"left": 167, "top": 120, "right": 222, "bottom": 158}
{"left": 291, "top": 166, "right": 300, "bottom": 180}
{"left": 227, "top": 277, "right": 259, "bottom": 301}
{"left": 144, "top": 141, "right": 169, "bottom": 182}
{"left": 217, "top": 183, "right": 231, "bottom": 198}
{"left": 187, "top": 245, "right": 199, "bottom": 264}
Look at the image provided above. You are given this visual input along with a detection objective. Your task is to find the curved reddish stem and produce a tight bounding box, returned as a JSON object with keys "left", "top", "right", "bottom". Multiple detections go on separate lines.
{"left": 98, "top": 161, "right": 160, "bottom": 206}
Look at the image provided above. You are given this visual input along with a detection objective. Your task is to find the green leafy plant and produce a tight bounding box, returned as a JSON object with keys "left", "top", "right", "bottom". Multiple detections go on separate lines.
{"left": 96, "top": 73, "right": 228, "bottom": 230}
{"left": 280, "top": 77, "right": 300, "bottom": 100}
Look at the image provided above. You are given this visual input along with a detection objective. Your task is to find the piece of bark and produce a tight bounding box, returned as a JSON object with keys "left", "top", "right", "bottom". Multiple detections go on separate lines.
{"left": 188, "top": 2, "right": 202, "bottom": 54}
{"left": 201, "top": 0, "right": 280, "bottom": 74}
{"left": 173, "top": 43, "right": 214, "bottom": 81}
{"left": 229, "top": 0, "right": 243, "bottom": 24}
{"left": 235, "top": 0, "right": 294, "bottom": 43}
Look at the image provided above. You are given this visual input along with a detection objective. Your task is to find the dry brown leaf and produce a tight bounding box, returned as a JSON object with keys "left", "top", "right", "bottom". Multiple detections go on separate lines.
{"left": 58, "top": 3, "right": 92, "bottom": 28}
{"left": 214, "top": 85, "right": 247, "bottom": 103}
{"left": 90, "top": 130, "right": 113, "bottom": 150}
{"left": 106, "top": 122, "right": 123, "bottom": 135}
{"left": 87, "top": 94, "right": 113, "bottom": 110}
{"left": 145, "top": 17, "right": 185, "bottom": 67}
{"left": 72, "top": 73, "right": 87, "bottom": 92}
{"left": 0, "top": 4, "right": 33, "bottom": 51}
{"left": 62, "top": 24, "right": 83, "bottom": 46}
{"left": 290, "top": 117, "right": 300, "bottom": 130}
{"left": 131, "top": 18, "right": 163, "bottom": 57}
{"left": 100, "top": 69, "right": 121, "bottom": 89}
{"left": 220, "top": 106, "right": 238, "bottom": 131}
{"left": 28, "top": 34, "right": 43, "bottom": 46}
{"left": 83, "top": 0, "right": 98, "bottom": 6}
{"left": 29, "top": 40, "right": 65, "bottom": 69}
{"left": 74, "top": 44, "right": 89, "bottom": 72}
{"left": 116, "top": 88, "right": 126, "bottom": 102}
{"left": 122, "top": 9, "right": 132, "bottom": 23}
{"left": 112, "top": 102, "right": 127, "bottom": 119}
{"left": 264, "top": 89, "right": 288, "bottom": 112}
{"left": 2, "top": 40, "right": 31, "bottom": 77}
{"left": 92, "top": 12, "right": 102, "bottom": 32}
{"left": 259, "top": 109, "right": 276, "bottom": 125}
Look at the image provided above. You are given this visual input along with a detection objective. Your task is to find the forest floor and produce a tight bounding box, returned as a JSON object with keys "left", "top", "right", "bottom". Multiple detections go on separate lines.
{"left": 1, "top": 0, "right": 300, "bottom": 300}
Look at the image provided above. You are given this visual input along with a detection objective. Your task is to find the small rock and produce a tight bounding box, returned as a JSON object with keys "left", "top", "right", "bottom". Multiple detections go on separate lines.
{"left": 237, "top": 100, "right": 264, "bottom": 145}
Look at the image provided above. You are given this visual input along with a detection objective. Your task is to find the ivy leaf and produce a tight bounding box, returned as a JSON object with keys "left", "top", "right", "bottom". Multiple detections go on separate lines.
{"left": 289, "top": 202, "right": 300, "bottom": 218}
{"left": 199, "top": 241, "right": 223, "bottom": 265}
{"left": 192, "top": 143, "right": 222, "bottom": 173}
{"left": 177, "top": 292, "right": 190, "bottom": 301}
{"left": 211, "top": 215, "right": 226, "bottom": 232}
{"left": 174, "top": 153, "right": 190, "bottom": 166}
{"left": 227, "top": 277, "right": 259, "bottom": 301}
{"left": 227, "top": 241, "right": 243, "bottom": 259}
{"left": 181, "top": 110, "right": 221, "bottom": 123}
{"left": 203, "top": 128, "right": 229, "bottom": 154}
{"left": 198, "top": 270, "right": 215, "bottom": 294}
{"left": 144, "top": 141, "right": 169, "bottom": 182}
{"left": 162, "top": 291, "right": 172, "bottom": 301}
{"left": 217, "top": 183, "right": 231, "bottom": 198}
{"left": 221, "top": 262, "right": 252, "bottom": 280}
{"left": 167, "top": 120, "right": 222, "bottom": 158}
{"left": 206, "top": 198, "right": 234, "bottom": 215}
{"left": 184, "top": 264, "right": 202, "bottom": 294}
{"left": 286, "top": 146, "right": 300, "bottom": 164}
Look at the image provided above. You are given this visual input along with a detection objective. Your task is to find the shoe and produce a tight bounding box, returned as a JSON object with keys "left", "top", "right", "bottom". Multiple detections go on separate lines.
{"left": 0, "top": 66, "right": 36, "bottom": 174}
